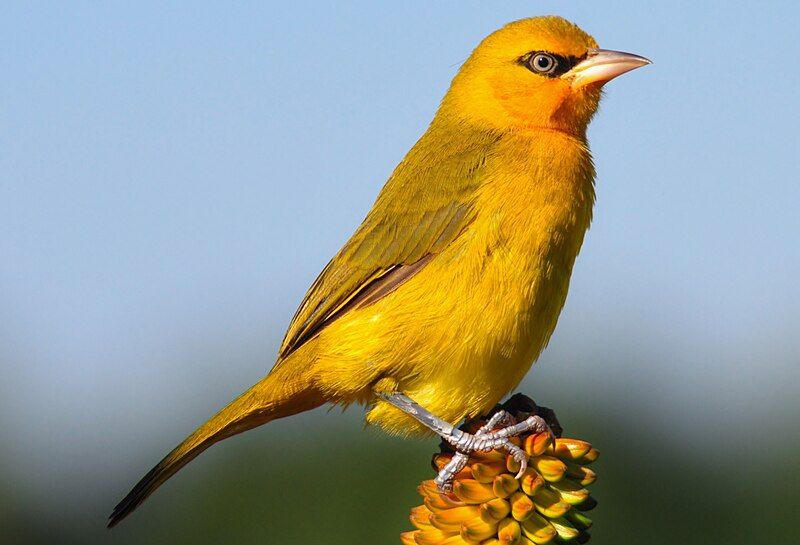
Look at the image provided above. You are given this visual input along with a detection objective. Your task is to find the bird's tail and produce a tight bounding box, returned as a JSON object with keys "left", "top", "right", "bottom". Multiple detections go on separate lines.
{"left": 108, "top": 362, "right": 323, "bottom": 527}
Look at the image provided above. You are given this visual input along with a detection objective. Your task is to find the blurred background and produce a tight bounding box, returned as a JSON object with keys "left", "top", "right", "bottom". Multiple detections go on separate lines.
{"left": 2, "top": 1, "right": 798, "bottom": 544}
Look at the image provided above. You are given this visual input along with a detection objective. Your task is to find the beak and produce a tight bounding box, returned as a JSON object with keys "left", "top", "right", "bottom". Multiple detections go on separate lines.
{"left": 567, "top": 48, "right": 651, "bottom": 88}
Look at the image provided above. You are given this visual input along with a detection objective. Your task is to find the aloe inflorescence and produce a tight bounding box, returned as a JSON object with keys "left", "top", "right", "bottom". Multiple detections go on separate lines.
{"left": 401, "top": 394, "right": 598, "bottom": 545}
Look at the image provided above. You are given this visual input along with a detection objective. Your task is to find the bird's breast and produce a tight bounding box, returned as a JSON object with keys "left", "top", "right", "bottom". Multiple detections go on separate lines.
{"left": 463, "top": 133, "right": 596, "bottom": 362}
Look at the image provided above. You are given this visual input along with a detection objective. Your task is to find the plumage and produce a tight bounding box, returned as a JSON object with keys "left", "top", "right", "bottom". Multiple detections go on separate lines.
{"left": 109, "top": 15, "right": 649, "bottom": 527}
{"left": 278, "top": 122, "right": 500, "bottom": 358}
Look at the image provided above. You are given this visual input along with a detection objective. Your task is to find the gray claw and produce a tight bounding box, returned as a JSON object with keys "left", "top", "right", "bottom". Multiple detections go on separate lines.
{"left": 503, "top": 442, "right": 529, "bottom": 479}
{"left": 434, "top": 451, "right": 468, "bottom": 492}
{"left": 434, "top": 413, "right": 550, "bottom": 491}
{"left": 377, "top": 393, "right": 550, "bottom": 493}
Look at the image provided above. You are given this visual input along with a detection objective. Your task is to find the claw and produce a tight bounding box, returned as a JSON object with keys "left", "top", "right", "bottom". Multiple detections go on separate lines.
{"left": 502, "top": 443, "right": 528, "bottom": 480}
{"left": 476, "top": 410, "right": 514, "bottom": 435}
{"left": 434, "top": 451, "right": 469, "bottom": 492}
{"left": 377, "top": 393, "right": 553, "bottom": 494}
{"left": 434, "top": 413, "right": 552, "bottom": 491}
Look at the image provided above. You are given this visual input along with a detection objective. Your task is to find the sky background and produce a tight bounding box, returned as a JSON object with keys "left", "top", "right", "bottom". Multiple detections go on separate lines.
{"left": 1, "top": 2, "right": 799, "bottom": 544}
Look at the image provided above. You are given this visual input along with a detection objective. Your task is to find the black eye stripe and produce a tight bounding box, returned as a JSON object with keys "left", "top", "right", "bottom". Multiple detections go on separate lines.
{"left": 519, "top": 51, "right": 586, "bottom": 78}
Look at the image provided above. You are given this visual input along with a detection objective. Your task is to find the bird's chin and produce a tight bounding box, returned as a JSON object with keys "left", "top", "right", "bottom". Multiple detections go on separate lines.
{"left": 546, "top": 88, "right": 601, "bottom": 137}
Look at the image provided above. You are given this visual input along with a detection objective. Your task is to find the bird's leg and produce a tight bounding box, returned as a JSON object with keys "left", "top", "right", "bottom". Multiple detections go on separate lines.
{"left": 378, "top": 392, "right": 550, "bottom": 492}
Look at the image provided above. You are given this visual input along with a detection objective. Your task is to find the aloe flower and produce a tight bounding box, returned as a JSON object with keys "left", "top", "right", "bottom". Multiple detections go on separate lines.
{"left": 401, "top": 395, "right": 598, "bottom": 545}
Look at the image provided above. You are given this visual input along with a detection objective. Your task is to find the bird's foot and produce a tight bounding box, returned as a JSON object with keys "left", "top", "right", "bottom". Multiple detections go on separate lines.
{"left": 434, "top": 410, "right": 550, "bottom": 492}
{"left": 376, "top": 392, "right": 552, "bottom": 493}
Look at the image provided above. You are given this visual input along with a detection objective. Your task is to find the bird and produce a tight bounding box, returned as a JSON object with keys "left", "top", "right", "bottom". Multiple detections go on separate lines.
{"left": 108, "top": 15, "right": 649, "bottom": 527}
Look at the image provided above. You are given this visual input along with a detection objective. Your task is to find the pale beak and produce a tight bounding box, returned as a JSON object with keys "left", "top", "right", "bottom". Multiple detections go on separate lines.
{"left": 566, "top": 48, "right": 651, "bottom": 88}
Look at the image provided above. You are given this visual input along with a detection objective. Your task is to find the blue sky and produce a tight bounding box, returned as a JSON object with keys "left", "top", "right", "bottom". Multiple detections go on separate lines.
{"left": 1, "top": 0, "right": 798, "bottom": 513}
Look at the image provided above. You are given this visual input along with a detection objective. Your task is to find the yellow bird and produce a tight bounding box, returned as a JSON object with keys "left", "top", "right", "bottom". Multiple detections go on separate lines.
{"left": 109, "top": 15, "right": 649, "bottom": 526}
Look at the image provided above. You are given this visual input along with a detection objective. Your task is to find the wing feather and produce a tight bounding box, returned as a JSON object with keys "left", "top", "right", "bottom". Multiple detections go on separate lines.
{"left": 278, "top": 125, "right": 499, "bottom": 358}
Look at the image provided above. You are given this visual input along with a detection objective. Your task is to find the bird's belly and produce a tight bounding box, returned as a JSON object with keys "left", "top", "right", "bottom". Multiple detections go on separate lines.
{"left": 357, "top": 241, "right": 574, "bottom": 434}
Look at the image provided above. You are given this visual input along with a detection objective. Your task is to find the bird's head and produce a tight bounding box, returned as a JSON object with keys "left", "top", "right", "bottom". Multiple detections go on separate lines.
{"left": 442, "top": 16, "right": 650, "bottom": 137}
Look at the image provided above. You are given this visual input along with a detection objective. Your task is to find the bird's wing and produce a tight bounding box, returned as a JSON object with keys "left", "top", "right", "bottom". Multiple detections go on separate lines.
{"left": 277, "top": 128, "right": 497, "bottom": 359}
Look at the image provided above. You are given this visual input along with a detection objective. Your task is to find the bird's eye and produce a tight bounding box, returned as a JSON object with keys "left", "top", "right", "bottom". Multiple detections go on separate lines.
{"left": 528, "top": 53, "right": 558, "bottom": 75}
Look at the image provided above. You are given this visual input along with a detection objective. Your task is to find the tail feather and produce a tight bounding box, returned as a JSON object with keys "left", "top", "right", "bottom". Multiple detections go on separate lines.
{"left": 108, "top": 366, "right": 322, "bottom": 527}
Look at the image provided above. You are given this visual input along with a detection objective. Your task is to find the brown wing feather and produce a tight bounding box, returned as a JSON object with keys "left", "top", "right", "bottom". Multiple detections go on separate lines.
{"left": 285, "top": 254, "right": 435, "bottom": 352}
